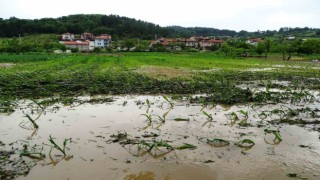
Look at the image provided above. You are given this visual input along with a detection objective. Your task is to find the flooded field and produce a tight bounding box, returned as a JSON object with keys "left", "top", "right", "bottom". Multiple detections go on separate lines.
{"left": 1, "top": 92, "right": 320, "bottom": 180}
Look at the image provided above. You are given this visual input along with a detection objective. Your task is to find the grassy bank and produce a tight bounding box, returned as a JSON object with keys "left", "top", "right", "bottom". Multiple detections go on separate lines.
{"left": 0, "top": 52, "right": 319, "bottom": 102}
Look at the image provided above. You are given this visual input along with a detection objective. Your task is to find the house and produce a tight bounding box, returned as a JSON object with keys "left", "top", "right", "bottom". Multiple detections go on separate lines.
{"left": 176, "top": 38, "right": 198, "bottom": 47}
{"left": 62, "top": 33, "right": 74, "bottom": 41}
{"left": 81, "top": 32, "right": 94, "bottom": 40}
{"left": 61, "top": 41, "right": 90, "bottom": 52}
{"left": 287, "top": 35, "right": 296, "bottom": 40}
{"left": 94, "top": 34, "right": 112, "bottom": 48}
{"left": 246, "top": 38, "right": 264, "bottom": 45}
{"left": 149, "top": 38, "right": 170, "bottom": 47}
{"left": 199, "top": 39, "right": 224, "bottom": 50}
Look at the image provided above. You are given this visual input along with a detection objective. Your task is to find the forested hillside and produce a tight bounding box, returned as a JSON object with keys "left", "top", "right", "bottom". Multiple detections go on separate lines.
{"left": 1, "top": 14, "right": 319, "bottom": 39}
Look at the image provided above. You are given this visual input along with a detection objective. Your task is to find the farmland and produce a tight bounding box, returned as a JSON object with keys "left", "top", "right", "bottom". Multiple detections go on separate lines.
{"left": 1, "top": 52, "right": 320, "bottom": 179}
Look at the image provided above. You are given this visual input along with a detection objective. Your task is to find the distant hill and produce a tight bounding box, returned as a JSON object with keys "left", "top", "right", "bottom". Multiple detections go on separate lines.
{"left": 0, "top": 14, "right": 319, "bottom": 39}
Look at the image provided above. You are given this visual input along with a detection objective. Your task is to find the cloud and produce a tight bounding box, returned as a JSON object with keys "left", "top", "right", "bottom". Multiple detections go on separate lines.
{"left": 266, "top": 11, "right": 319, "bottom": 29}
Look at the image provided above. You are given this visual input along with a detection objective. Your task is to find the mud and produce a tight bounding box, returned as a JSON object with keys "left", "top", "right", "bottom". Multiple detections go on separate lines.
{"left": 0, "top": 95, "right": 319, "bottom": 180}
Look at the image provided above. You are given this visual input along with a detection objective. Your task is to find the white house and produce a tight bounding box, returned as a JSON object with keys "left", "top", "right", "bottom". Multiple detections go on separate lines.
{"left": 94, "top": 34, "right": 112, "bottom": 48}
{"left": 287, "top": 35, "right": 296, "bottom": 40}
{"left": 89, "top": 41, "right": 95, "bottom": 51}
{"left": 246, "top": 38, "right": 264, "bottom": 45}
{"left": 62, "top": 33, "right": 74, "bottom": 41}
{"left": 199, "top": 39, "right": 224, "bottom": 50}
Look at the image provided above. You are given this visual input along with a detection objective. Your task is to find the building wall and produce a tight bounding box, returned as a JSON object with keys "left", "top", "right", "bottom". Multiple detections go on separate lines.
{"left": 89, "top": 41, "right": 95, "bottom": 50}
{"left": 62, "top": 34, "right": 74, "bottom": 40}
{"left": 94, "top": 39, "right": 111, "bottom": 48}
{"left": 64, "top": 44, "right": 89, "bottom": 51}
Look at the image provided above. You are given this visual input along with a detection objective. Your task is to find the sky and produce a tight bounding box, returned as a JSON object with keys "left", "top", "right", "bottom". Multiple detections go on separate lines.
{"left": 1, "top": 0, "right": 319, "bottom": 32}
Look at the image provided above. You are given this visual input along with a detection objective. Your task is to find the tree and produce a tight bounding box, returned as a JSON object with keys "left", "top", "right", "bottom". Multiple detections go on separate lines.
{"left": 219, "top": 43, "right": 231, "bottom": 56}
{"left": 301, "top": 39, "right": 320, "bottom": 55}
{"left": 255, "top": 43, "right": 265, "bottom": 56}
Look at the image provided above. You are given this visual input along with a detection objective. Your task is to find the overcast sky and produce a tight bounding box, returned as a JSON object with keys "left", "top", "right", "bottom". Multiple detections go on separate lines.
{"left": 1, "top": 0, "right": 319, "bottom": 32}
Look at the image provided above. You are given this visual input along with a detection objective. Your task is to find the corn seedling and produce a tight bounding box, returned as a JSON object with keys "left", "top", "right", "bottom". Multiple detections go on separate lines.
{"left": 174, "top": 118, "right": 190, "bottom": 122}
{"left": 146, "top": 99, "right": 151, "bottom": 108}
{"left": 19, "top": 114, "right": 39, "bottom": 130}
{"left": 235, "top": 139, "right": 255, "bottom": 148}
{"left": 26, "top": 114, "right": 39, "bottom": 129}
{"left": 0, "top": 100, "right": 16, "bottom": 113}
{"left": 48, "top": 135, "right": 71, "bottom": 156}
{"left": 175, "top": 143, "right": 197, "bottom": 150}
{"left": 18, "top": 144, "right": 45, "bottom": 160}
{"left": 228, "top": 112, "right": 239, "bottom": 121}
{"left": 202, "top": 111, "right": 213, "bottom": 120}
{"left": 163, "top": 96, "right": 174, "bottom": 108}
{"left": 270, "top": 108, "right": 286, "bottom": 120}
{"left": 239, "top": 110, "right": 249, "bottom": 120}
{"left": 264, "top": 129, "right": 282, "bottom": 142}
{"left": 138, "top": 140, "right": 174, "bottom": 152}
{"left": 155, "top": 107, "right": 172, "bottom": 123}
{"left": 207, "top": 138, "right": 230, "bottom": 147}
{"left": 140, "top": 113, "right": 154, "bottom": 124}
{"left": 110, "top": 131, "right": 128, "bottom": 143}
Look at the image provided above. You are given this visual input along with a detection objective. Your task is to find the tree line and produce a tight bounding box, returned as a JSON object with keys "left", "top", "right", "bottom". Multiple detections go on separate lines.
{"left": 1, "top": 14, "right": 319, "bottom": 40}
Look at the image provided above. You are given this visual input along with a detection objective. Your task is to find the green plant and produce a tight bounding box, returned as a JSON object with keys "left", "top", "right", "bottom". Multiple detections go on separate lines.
{"left": 48, "top": 135, "right": 71, "bottom": 156}
{"left": 175, "top": 143, "right": 197, "bottom": 150}
{"left": 235, "top": 139, "right": 255, "bottom": 148}
{"left": 138, "top": 140, "right": 174, "bottom": 152}
{"left": 207, "top": 138, "right": 230, "bottom": 147}
{"left": 264, "top": 129, "right": 282, "bottom": 142}
{"left": 18, "top": 144, "right": 45, "bottom": 159}
{"left": 25, "top": 114, "right": 39, "bottom": 129}
{"left": 202, "top": 111, "right": 213, "bottom": 120}
{"left": 140, "top": 113, "right": 153, "bottom": 124}
{"left": 163, "top": 96, "right": 174, "bottom": 108}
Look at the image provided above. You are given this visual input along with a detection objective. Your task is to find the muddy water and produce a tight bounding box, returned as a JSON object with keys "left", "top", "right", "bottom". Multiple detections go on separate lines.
{"left": 1, "top": 95, "right": 320, "bottom": 180}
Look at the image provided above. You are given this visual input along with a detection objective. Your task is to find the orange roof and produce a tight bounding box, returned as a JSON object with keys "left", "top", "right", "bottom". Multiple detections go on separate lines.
{"left": 63, "top": 41, "right": 89, "bottom": 45}
{"left": 95, "top": 35, "right": 111, "bottom": 39}
{"left": 202, "top": 39, "right": 224, "bottom": 43}
{"left": 176, "top": 38, "right": 197, "bottom": 42}
{"left": 248, "top": 38, "right": 264, "bottom": 42}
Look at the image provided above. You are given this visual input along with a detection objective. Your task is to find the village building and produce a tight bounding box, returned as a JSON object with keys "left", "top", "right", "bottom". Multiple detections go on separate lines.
{"left": 246, "top": 38, "right": 264, "bottom": 45}
{"left": 61, "top": 41, "right": 90, "bottom": 52}
{"left": 61, "top": 33, "right": 74, "bottom": 41}
{"left": 81, "top": 32, "right": 94, "bottom": 40}
{"left": 176, "top": 38, "right": 198, "bottom": 47}
{"left": 59, "top": 32, "right": 112, "bottom": 51}
{"left": 94, "top": 34, "right": 112, "bottom": 48}
{"left": 286, "top": 35, "right": 296, "bottom": 40}
{"left": 199, "top": 39, "right": 224, "bottom": 50}
{"left": 149, "top": 38, "right": 171, "bottom": 47}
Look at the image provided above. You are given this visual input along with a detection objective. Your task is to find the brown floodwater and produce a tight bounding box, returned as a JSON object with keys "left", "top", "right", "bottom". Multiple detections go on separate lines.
{"left": 1, "top": 95, "right": 320, "bottom": 180}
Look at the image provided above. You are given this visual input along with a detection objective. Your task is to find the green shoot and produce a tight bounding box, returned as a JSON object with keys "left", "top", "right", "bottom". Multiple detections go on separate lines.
{"left": 175, "top": 143, "right": 197, "bottom": 150}
{"left": 207, "top": 138, "right": 230, "bottom": 147}
{"left": 140, "top": 114, "right": 153, "bottom": 124}
{"left": 202, "top": 111, "right": 213, "bottom": 120}
{"left": 146, "top": 99, "right": 151, "bottom": 108}
{"left": 264, "top": 129, "right": 282, "bottom": 142}
{"left": 25, "top": 114, "right": 39, "bottom": 129}
{"left": 235, "top": 139, "right": 255, "bottom": 148}
{"left": 174, "top": 118, "right": 190, "bottom": 121}
{"left": 163, "top": 96, "right": 174, "bottom": 108}
{"left": 48, "top": 135, "right": 71, "bottom": 156}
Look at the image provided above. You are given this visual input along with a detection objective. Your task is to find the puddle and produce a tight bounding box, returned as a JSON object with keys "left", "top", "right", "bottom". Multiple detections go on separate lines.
{"left": 135, "top": 66, "right": 191, "bottom": 79}
{"left": 1, "top": 95, "right": 320, "bottom": 180}
{"left": 0, "top": 63, "right": 15, "bottom": 68}
{"left": 193, "top": 68, "right": 220, "bottom": 73}
{"left": 245, "top": 68, "right": 275, "bottom": 72}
